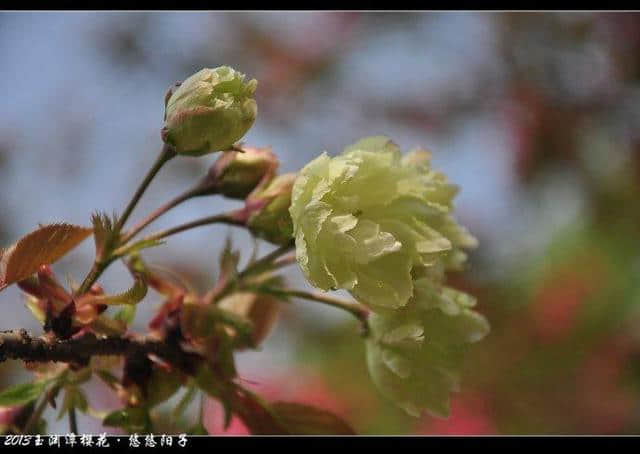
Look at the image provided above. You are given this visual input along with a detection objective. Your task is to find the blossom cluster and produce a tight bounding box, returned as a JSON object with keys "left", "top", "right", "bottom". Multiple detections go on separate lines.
{"left": 289, "top": 136, "right": 489, "bottom": 416}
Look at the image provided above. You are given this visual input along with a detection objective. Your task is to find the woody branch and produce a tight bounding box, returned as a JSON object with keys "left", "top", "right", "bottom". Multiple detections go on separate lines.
{"left": 0, "top": 329, "right": 198, "bottom": 373}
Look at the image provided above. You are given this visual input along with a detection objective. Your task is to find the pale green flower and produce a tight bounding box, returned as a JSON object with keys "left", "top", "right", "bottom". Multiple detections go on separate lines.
{"left": 289, "top": 136, "right": 477, "bottom": 311}
{"left": 163, "top": 66, "right": 257, "bottom": 156}
{"left": 366, "top": 285, "right": 489, "bottom": 417}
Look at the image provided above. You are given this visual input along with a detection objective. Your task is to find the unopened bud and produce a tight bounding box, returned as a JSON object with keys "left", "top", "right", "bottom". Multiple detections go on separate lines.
{"left": 245, "top": 173, "right": 296, "bottom": 245}
{"left": 162, "top": 66, "right": 258, "bottom": 157}
{"left": 208, "top": 145, "right": 279, "bottom": 199}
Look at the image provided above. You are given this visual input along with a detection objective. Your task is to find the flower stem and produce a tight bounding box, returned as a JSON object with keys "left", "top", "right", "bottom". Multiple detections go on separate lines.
{"left": 249, "top": 287, "right": 370, "bottom": 336}
{"left": 271, "top": 252, "right": 297, "bottom": 272}
{"left": 205, "top": 240, "right": 295, "bottom": 304}
{"left": 239, "top": 240, "right": 295, "bottom": 279}
{"left": 75, "top": 256, "right": 116, "bottom": 296}
{"left": 114, "top": 143, "right": 177, "bottom": 235}
{"left": 120, "top": 179, "right": 218, "bottom": 244}
{"left": 76, "top": 144, "right": 176, "bottom": 295}
{"left": 285, "top": 289, "right": 369, "bottom": 336}
{"left": 113, "top": 212, "right": 246, "bottom": 258}
{"left": 68, "top": 406, "right": 78, "bottom": 434}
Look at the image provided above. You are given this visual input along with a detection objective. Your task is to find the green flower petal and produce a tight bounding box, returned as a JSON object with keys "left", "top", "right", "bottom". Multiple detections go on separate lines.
{"left": 290, "top": 136, "right": 479, "bottom": 313}
{"left": 366, "top": 289, "right": 489, "bottom": 418}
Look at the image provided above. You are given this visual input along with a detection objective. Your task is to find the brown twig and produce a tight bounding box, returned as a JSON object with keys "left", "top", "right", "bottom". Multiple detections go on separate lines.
{"left": 0, "top": 330, "right": 197, "bottom": 373}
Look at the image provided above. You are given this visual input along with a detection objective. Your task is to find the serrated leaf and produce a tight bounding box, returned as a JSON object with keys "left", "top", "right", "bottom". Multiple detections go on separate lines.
{"left": 0, "top": 224, "right": 92, "bottom": 292}
{"left": 87, "top": 275, "right": 147, "bottom": 306}
{"left": 0, "top": 380, "right": 49, "bottom": 406}
{"left": 91, "top": 212, "right": 116, "bottom": 259}
{"left": 271, "top": 402, "right": 355, "bottom": 435}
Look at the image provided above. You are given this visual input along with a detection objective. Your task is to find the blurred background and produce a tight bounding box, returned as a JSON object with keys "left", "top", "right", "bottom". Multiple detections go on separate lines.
{"left": 1, "top": 11, "right": 640, "bottom": 435}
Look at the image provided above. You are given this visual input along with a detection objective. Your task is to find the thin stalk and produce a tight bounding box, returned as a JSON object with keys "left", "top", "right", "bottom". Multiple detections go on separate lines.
{"left": 76, "top": 144, "right": 176, "bottom": 295}
{"left": 239, "top": 240, "right": 295, "bottom": 279}
{"left": 271, "top": 253, "right": 297, "bottom": 272}
{"left": 121, "top": 181, "right": 218, "bottom": 244}
{"left": 68, "top": 406, "right": 78, "bottom": 434}
{"left": 113, "top": 212, "right": 246, "bottom": 258}
{"left": 205, "top": 240, "right": 295, "bottom": 304}
{"left": 75, "top": 256, "right": 116, "bottom": 296}
{"left": 281, "top": 288, "right": 370, "bottom": 336}
{"left": 114, "top": 144, "right": 177, "bottom": 234}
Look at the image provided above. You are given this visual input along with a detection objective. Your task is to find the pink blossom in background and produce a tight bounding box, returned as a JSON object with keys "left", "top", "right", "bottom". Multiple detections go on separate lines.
{"left": 0, "top": 405, "right": 23, "bottom": 426}
{"left": 417, "top": 394, "right": 497, "bottom": 435}
{"left": 203, "top": 370, "right": 351, "bottom": 435}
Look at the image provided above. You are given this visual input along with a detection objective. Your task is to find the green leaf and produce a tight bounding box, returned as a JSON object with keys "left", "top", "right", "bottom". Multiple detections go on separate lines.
{"left": 25, "top": 298, "right": 46, "bottom": 324}
{"left": 172, "top": 385, "right": 197, "bottom": 420}
{"left": 126, "top": 253, "right": 185, "bottom": 298}
{"left": 114, "top": 305, "right": 137, "bottom": 325}
{"left": 57, "top": 387, "right": 88, "bottom": 420}
{"left": 145, "top": 368, "right": 183, "bottom": 408}
{"left": 0, "top": 380, "right": 49, "bottom": 406}
{"left": 0, "top": 223, "right": 93, "bottom": 292}
{"left": 91, "top": 212, "right": 117, "bottom": 259}
{"left": 194, "top": 365, "right": 224, "bottom": 399}
{"left": 103, "top": 406, "right": 150, "bottom": 432}
{"left": 88, "top": 275, "right": 148, "bottom": 306}
{"left": 271, "top": 402, "right": 355, "bottom": 435}
{"left": 96, "top": 370, "right": 121, "bottom": 391}
{"left": 217, "top": 237, "right": 240, "bottom": 286}
{"left": 113, "top": 238, "right": 166, "bottom": 257}
{"left": 89, "top": 315, "right": 127, "bottom": 336}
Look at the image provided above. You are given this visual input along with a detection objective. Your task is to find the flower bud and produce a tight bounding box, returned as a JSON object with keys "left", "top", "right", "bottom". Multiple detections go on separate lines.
{"left": 208, "top": 145, "right": 279, "bottom": 199}
{"left": 246, "top": 173, "right": 296, "bottom": 245}
{"left": 162, "top": 66, "right": 258, "bottom": 156}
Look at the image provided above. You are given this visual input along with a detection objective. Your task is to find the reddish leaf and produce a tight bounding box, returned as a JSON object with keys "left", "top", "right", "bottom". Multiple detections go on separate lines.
{"left": 0, "top": 224, "right": 92, "bottom": 292}
{"left": 271, "top": 401, "right": 356, "bottom": 435}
